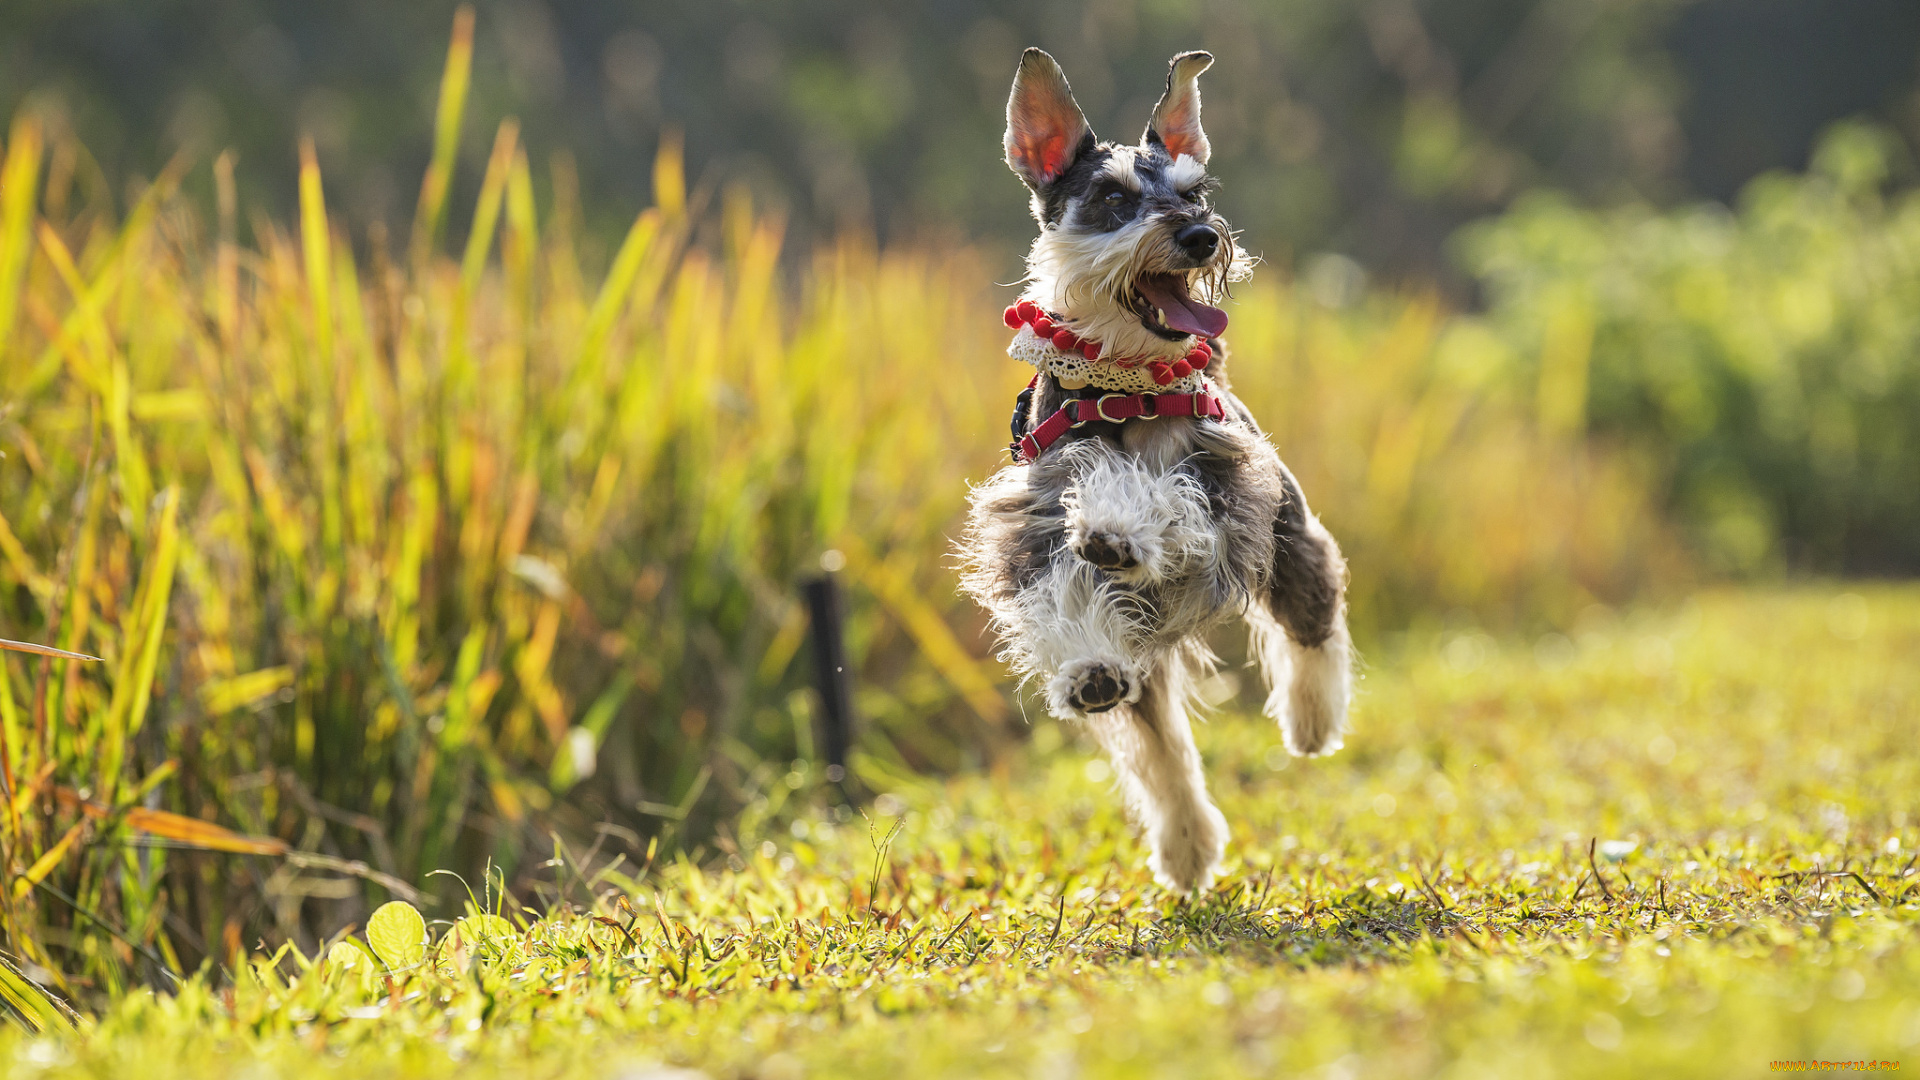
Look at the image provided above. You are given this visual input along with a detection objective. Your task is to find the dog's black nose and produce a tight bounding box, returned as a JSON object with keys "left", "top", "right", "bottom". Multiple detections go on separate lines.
{"left": 1176, "top": 224, "right": 1219, "bottom": 261}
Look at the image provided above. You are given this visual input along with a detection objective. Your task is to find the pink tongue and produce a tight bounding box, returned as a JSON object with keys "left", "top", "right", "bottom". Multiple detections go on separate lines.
{"left": 1136, "top": 274, "right": 1229, "bottom": 338}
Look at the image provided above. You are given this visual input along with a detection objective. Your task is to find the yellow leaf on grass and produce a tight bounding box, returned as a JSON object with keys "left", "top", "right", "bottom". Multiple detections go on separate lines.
{"left": 367, "top": 901, "right": 427, "bottom": 973}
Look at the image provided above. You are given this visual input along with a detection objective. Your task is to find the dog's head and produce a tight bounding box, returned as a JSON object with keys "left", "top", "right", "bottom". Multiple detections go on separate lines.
{"left": 1006, "top": 48, "right": 1250, "bottom": 360}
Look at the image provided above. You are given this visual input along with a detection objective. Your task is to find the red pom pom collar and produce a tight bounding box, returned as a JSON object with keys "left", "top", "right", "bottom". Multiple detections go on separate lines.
{"left": 1004, "top": 305, "right": 1213, "bottom": 386}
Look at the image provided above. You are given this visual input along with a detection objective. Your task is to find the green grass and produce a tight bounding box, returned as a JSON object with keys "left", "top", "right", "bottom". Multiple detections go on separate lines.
{"left": 4, "top": 585, "right": 1916, "bottom": 1077}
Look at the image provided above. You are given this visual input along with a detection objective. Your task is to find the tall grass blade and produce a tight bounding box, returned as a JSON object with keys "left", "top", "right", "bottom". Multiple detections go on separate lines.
{"left": 410, "top": 4, "right": 476, "bottom": 265}
{"left": 0, "top": 954, "right": 72, "bottom": 1033}
{"left": 653, "top": 129, "right": 685, "bottom": 220}
{"left": 13, "top": 822, "right": 84, "bottom": 900}
{"left": 0, "top": 115, "right": 41, "bottom": 367}
{"left": 299, "top": 138, "right": 333, "bottom": 372}
{"left": 460, "top": 121, "right": 519, "bottom": 298}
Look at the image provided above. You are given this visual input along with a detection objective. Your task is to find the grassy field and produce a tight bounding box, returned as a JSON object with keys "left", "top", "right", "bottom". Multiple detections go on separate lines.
{"left": 3, "top": 585, "right": 1914, "bottom": 1077}
{"left": 5, "top": 19, "right": 1920, "bottom": 1068}
{"left": 13, "top": 17, "right": 1920, "bottom": 983}
{"left": 0, "top": 86, "right": 1677, "bottom": 980}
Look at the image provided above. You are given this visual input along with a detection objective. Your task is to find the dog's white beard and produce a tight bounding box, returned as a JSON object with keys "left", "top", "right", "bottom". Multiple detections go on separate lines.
{"left": 1022, "top": 220, "right": 1251, "bottom": 361}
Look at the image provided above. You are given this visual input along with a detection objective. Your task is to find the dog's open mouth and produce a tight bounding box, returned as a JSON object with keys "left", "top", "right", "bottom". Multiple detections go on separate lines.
{"left": 1127, "top": 272, "right": 1229, "bottom": 340}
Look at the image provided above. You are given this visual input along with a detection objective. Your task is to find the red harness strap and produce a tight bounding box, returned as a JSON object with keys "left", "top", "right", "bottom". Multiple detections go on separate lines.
{"left": 1015, "top": 390, "right": 1226, "bottom": 464}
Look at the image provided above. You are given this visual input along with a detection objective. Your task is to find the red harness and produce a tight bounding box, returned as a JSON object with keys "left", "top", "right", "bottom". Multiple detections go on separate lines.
{"left": 1002, "top": 303, "right": 1230, "bottom": 463}
{"left": 1014, "top": 383, "right": 1227, "bottom": 464}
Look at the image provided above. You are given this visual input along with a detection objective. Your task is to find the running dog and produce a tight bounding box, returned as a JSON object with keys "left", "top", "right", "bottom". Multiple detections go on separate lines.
{"left": 958, "top": 49, "right": 1352, "bottom": 892}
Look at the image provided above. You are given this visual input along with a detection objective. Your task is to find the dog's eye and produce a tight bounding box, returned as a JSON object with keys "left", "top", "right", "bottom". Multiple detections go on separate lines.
{"left": 1181, "top": 188, "right": 1204, "bottom": 203}
{"left": 1103, "top": 190, "right": 1126, "bottom": 207}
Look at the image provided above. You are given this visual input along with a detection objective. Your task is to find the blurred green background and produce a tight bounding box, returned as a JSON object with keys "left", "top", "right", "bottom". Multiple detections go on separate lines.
{"left": 6, "top": 0, "right": 1918, "bottom": 282}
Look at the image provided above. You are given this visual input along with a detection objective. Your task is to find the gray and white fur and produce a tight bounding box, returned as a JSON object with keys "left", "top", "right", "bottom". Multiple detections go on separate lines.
{"left": 958, "top": 49, "right": 1352, "bottom": 892}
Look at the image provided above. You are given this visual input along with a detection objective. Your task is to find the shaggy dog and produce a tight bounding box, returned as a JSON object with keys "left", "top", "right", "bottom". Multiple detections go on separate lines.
{"left": 958, "top": 49, "right": 1352, "bottom": 892}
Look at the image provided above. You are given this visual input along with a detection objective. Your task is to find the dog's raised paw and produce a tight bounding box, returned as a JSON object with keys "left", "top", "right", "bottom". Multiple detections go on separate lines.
{"left": 1074, "top": 531, "right": 1141, "bottom": 572}
{"left": 1045, "top": 659, "right": 1142, "bottom": 719}
{"left": 1067, "top": 663, "right": 1131, "bottom": 713}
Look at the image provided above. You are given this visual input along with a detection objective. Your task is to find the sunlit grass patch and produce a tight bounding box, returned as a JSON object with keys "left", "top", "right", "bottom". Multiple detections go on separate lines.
{"left": 4, "top": 586, "right": 1914, "bottom": 1077}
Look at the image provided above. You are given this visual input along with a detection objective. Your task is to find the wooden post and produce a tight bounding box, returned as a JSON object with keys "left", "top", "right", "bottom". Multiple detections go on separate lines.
{"left": 802, "top": 570, "right": 856, "bottom": 800}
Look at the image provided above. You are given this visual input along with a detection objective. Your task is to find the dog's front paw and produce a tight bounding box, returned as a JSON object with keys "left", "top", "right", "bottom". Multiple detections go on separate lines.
{"left": 1073, "top": 531, "right": 1144, "bottom": 573}
{"left": 1072, "top": 666, "right": 1129, "bottom": 712}
{"left": 1049, "top": 658, "right": 1141, "bottom": 717}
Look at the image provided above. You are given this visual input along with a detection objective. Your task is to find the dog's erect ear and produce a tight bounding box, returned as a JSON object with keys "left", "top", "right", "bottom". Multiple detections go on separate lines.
{"left": 1005, "top": 48, "right": 1093, "bottom": 191}
{"left": 1145, "top": 51, "right": 1213, "bottom": 165}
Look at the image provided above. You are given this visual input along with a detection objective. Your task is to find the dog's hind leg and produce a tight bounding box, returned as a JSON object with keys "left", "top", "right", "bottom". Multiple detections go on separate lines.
{"left": 1088, "top": 647, "right": 1227, "bottom": 892}
{"left": 1248, "top": 464, "right": 1352, "bottom": 757}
